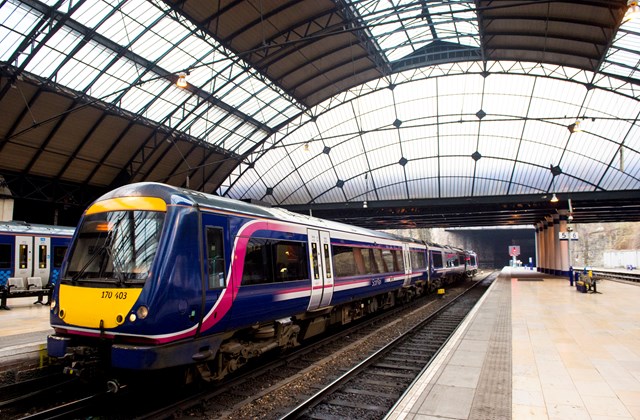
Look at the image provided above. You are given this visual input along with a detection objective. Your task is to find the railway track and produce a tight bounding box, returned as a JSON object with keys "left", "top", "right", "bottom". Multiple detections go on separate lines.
{"left": 588, "top": 269, "right": 640, "bottom": 284}
{"left": 281, "top": 278, "right": 491, "bottom": 419}
{"left": 0, "top": 373, "right": 104, "bottom": 420}
{"left": 3, "top": 273, "right": 496, "bottom": 419}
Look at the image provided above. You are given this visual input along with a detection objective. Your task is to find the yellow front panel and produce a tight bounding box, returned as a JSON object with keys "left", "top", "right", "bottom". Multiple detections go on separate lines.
{"left": 86, "top": 196, "right": 167, "bottom": 215}
{"left": 58, "top": 284, "right": 143, "bottom": 329}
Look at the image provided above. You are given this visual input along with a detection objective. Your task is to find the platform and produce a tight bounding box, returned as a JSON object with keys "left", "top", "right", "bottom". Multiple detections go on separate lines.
{"left": 387, "top": 267, "right": 640, "bottom": 420}
{"left": 0, "top": 296, "right": 52, "bottom": 367}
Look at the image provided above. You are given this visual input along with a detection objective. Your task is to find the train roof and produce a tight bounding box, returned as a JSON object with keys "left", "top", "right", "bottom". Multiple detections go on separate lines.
{"left": 95, "top": 183, "right": 424, "bottom": 246}
{"left": 0, "top": 221, "right": 76, "bottom": 236}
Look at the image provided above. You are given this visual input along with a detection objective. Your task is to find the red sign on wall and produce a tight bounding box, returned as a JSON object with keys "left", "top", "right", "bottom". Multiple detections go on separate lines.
{"left": 509, "top": 246, "right": 520, "bottom": 257}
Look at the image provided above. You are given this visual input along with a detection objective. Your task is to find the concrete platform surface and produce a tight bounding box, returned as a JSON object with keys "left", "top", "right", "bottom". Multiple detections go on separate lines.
{"left": 388, "top": 267, "right": 640, "bottom": 420}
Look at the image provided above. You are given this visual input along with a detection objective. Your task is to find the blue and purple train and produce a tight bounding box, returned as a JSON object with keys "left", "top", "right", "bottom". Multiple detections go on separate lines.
{"left": 47, "top": 182, "right": 477, "bottom": 382}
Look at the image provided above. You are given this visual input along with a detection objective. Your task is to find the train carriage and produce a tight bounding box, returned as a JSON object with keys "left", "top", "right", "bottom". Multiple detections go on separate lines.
{"left": 0, "top": 221, "right": 74, "bottom": 289}
{"left": 47, "top": 182, "right": 472, "bottom": 382}
{"left": 465, "top": 250, "right": 479, "bottom": 277}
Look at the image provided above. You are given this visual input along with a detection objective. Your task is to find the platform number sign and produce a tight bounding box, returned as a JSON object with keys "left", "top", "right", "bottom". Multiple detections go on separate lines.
{"left": 559, "top": 232, "right": 579, "bottom": 240}
{"left": 509, "top": 246, "right": 520, "bottom": 257}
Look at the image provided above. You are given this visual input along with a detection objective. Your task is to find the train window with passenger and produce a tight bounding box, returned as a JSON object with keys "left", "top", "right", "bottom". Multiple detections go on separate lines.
{"left": 0, "top": 244, "right": 10, "bottom": 269}
{"left": 431, "top": 252, "right": 444, "bottom": 268}
{"left": 242, "top": 238, "right": 308, "bottom": 285}
{"left": 206, "top": 227, "right": 226, "bottom": 289}
{"left": 445, "top": 254, "right": 458, "bottom": 267}
{"left": 273, "top": 240, "right": 308, "bottom": 282}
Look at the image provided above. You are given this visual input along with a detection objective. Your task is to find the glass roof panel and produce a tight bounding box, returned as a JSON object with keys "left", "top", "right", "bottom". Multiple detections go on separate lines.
{"left": 2, "top": 0, "right": 300, "bottom": 160}
{"left": 228, "top": 61, "right": 640, "bottom": 202}
{"left": 348, "top": 0, "right": 479, "bottom": 62}
{"left": 24, "top": 27, "right": 82, "bottom": 78}
{"left": 0, "top": 1, "right": 40, "bottom": 62}
{"left": 408, "top": 177, "right": 440, "bottom": 199}
{"left": 335, "top": 154, "right": 369, "bottom": 189}
{"left": 97, "top": 5, "right": 152, "bottom": 46}
{"left": 70, "top": 0, "right": 113, "bottom": 28}
{"left": 606, "top": 18, "right": 640, "bottom": 82}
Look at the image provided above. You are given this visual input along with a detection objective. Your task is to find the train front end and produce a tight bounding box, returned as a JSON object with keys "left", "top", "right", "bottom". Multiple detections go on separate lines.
{"left": 46, "top": 183, "right": 216, "bottom": 380}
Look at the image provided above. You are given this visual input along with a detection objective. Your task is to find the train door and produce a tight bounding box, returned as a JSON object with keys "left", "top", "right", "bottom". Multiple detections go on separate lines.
{"left": 13, "top": 236, "right": 32, "bottom": 281}
{"left": 202, "top": 220, "right": 229, "bottom": 328}
{"left": 307, "top": 229, "right": 334, "bottom": 310}
{"left": 402, "top": 244, "right": 411, "bottom": 286}
{"left": 33, "top": 236, "right": 51, "bottom": 284}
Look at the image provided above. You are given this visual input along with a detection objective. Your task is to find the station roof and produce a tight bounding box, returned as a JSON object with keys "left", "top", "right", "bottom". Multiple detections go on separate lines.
{"left": 1, "top": 0, "right": 640, "bottom": 228}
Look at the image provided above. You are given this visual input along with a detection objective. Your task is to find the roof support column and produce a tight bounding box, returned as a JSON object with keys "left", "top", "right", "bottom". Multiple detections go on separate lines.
{"left": 545, "top": 216, "right": 554, "bottom": 274}
{"left": 535, "top": 221, "right": 544, "bottom": 273}
{"left": 557, "top": 210, "right": 570, "bottom": 277}
{"left": 0, "top": 176, "right": 13, "bottom": 222}
{"left": 553, "top": 213, "right": 562, "bottom": 276}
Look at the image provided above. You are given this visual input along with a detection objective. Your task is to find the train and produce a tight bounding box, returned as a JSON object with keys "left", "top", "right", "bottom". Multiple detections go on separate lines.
{"left": 46, "top": 182, "right": 478, "bottom": 383}
{"left": 0, "top": 221, "right": 74, "bottom": 291}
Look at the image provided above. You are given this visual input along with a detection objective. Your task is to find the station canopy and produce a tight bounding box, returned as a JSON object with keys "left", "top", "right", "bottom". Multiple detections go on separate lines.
{"left": 1, "top": 0, "right": 640, "bottom": 228}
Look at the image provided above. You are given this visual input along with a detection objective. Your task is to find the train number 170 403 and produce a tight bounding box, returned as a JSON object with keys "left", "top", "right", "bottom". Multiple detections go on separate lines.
{"left": 101, "top": 291, "right": 128, "bottom": 299}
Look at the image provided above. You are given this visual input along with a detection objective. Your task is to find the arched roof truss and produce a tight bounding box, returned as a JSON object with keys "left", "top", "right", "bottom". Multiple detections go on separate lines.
{"left": 1, "top": 0, "right": 640, "bottom": 227}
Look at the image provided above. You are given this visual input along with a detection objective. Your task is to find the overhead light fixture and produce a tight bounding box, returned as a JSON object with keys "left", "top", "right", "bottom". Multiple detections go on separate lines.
{"left": 363, "top": 200, "right": 368, "bottom": 208}
{"left": 567, "top": 120, "right": 582, "bottom": 133}
{"left": 550, "top": 193, "right": 559, "bottom": 203}
{"left": 176, "top": 72, "right": 188, "bottom": 88}
{"left": 303, "top": 143, "right": 310, "bottom": 152}
{"left": 625, "top": 0, "right": 640, "bottom": 22}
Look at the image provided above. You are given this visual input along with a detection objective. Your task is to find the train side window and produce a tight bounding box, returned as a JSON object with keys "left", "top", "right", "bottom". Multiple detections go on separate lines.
{"left": 368, "top": 248, "right": 380, "bottom": 273}
{"left": 243, "top": 238, "right": 272, "bottom": 285}
{"left": 273, "top": 240, "right": 308, "bottom": 282}
{"left": 332, "top": 245, "right": 356, "bottom": 277}
{"left": 39, "top": 245, "right": 47, "bottom": 269}
{"left": 206, "top": 227, "right": 226, "bottom": 289}
{"left": 372, "top": 249, "right": 385, "bottom": 273}
{"left": 381, "top": 249, "right": 395, "bottom": 273}
{"left": 392, "top": 249, "right": 404, "bottom": 272}
{"left": 52, "top": 246, "right": 67, "bottom": 268}
{"left": 0, "top": 244, "right": 10, "bottom": 269}
{"left": 411, "top": 251, "right": 427, "bottom": 270}
{"left": 19, "top": 244, "right": 28, "bottom": 269}
{"left": 431, "top": 252, "right": 444, "bottom": 269}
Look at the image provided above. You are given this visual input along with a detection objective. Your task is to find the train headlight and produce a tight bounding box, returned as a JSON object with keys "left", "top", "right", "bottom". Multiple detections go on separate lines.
{"left": 129, "top": 313, "right": 137, "bottom": 323}
{"left": 51, "top": 300, "right": 56, "bottom": 310}
{"left": 136, "top": 305, "right": 149, "bottom": 320}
